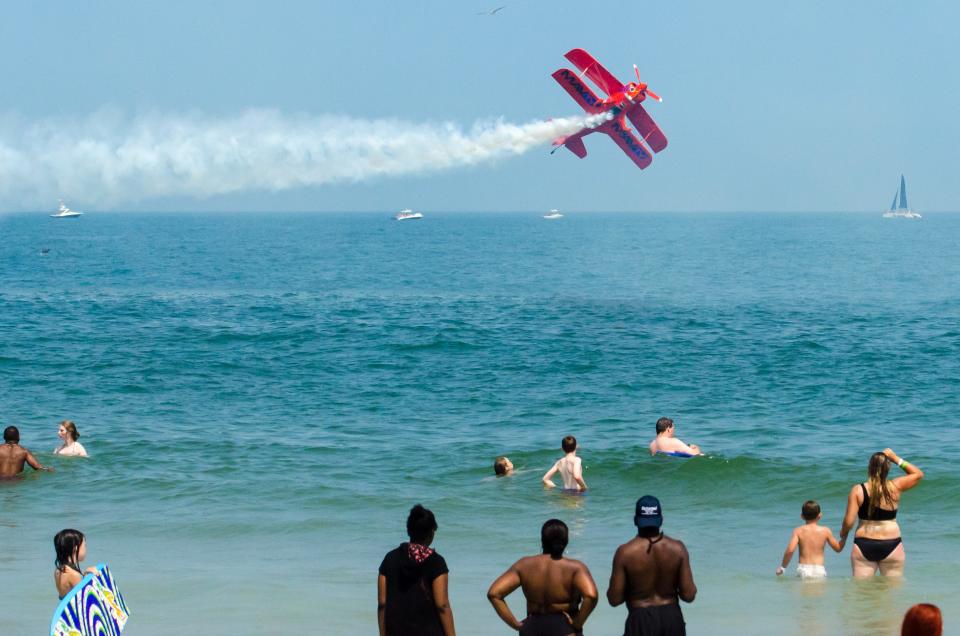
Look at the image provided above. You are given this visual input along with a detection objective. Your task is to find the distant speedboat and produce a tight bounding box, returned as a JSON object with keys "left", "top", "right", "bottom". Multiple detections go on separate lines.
{"left": 543, "top": 209, "right": 563, "bottom": 219}
{"left": 49, "top": 200, "right": 83, "bottom": 218}
{"left": 882, "top": 175, "right": 920, "bottom": 219}
{"left": 395, "top": 209, "right": 423, "bottom": 221}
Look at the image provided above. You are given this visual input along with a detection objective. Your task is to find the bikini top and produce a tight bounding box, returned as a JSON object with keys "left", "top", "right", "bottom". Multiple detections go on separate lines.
{"left": 857, "top": 483, "right": 897, "bottom": 521}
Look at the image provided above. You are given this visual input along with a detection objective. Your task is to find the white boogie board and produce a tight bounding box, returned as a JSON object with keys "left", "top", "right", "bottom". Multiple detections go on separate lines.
{"left": 51, "top": 564, "right": 130, "bottom": 636}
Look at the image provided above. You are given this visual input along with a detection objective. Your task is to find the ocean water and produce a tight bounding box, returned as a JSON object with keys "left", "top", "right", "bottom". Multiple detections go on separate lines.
{"left": 1, "top": 211, "right": 958, "bottom": 635}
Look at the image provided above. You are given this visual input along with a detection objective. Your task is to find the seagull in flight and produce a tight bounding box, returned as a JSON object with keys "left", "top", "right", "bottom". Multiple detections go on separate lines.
{"left": 477, "top": 5, "right": 506, "bottom": 15}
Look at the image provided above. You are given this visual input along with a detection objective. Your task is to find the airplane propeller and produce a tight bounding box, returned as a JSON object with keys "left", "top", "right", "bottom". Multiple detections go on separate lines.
{"left": 631, "top": 64, "right": 662, "bottom": 102}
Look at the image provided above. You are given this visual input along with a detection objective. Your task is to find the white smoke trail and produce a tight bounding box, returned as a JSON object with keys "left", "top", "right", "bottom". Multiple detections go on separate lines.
{"left": 0, "top": 109, "right": 612, "bottom": 209}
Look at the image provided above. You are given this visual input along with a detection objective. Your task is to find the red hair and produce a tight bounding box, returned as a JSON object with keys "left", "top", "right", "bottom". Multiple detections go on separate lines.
{"left": 902, "top": 604, "right": 942, "bottom": 636}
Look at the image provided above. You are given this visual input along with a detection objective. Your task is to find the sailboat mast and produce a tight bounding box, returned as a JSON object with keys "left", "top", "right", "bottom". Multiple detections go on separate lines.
{"left": 899, "top": 175, "right": 909, "bottom": 210}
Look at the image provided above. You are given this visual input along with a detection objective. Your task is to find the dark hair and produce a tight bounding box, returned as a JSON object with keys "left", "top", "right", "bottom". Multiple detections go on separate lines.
{"left": 494, "top": 457, "right": 510, "bottom": 476}
{"left": 61, "top": 420, "right": 80, "bottom": 441}
{"left": 901, "top": 603, "right": 942, "bottom": 636}
{"left": 541, "top": 519, "right": 568, "bottom": 559}
{"left": 3, "top": 426, "right": 19, "bottom": 443}
{"left": 561, "top": 436, "right": 577, "bottom": 453}
{"left": 656, "top": 417, "right": 674, "bottom": 434}
{"left": 406, "top": 504, "right": 438, "bottom": 544}
{"left": 801, "top": 500, "right": 820, "bottom": 521}
{"left": 54, "top": 529, "right": 85, "bottom": 572}
{"left": 867, "top": 452, "right": 894, "bottom": 517}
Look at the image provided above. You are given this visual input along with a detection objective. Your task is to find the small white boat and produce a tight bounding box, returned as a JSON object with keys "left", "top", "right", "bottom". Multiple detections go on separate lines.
{"left": 395, "top": 209, "right": 423, "bottom": 221}
{"left": 49, "top": 200, "right": 83, "bottom": 218}
{"left": 543, "top": 209, "right": 563, "bottom": 219}
{"left": 882, "top": 176, "right": 921, "bottom": 219}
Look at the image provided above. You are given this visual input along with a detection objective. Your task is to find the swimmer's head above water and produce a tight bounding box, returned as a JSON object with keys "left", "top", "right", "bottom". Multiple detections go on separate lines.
{"left": 493, "top": 457, "right": 514, "bottom": 476}
{"left": 58, "top": 421, "right": 80, "bottom": 443}
{"left": 561, "top": 436, "right": 577, "bottom": 453}
{"left": 3, "top": 426, "right": 19, "bottom": 443}
{"left": 655, "top": 417, "right": 674, "bottom": 436}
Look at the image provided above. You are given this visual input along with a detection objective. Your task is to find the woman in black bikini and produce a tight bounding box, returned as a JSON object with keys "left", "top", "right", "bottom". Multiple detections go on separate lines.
{"left": 840, "top": 448, "right": 924, "bottom": 577}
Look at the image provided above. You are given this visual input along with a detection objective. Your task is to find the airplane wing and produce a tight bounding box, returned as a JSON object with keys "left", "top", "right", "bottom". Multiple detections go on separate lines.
{"left": 564, "top": 48, "right": 623, "bottom": 96}
{"left": 603, "top": 118, "right": 653, "bottom": 169}
{"left": 551, "top": 69, "right": 603, "bottom": 113}
{"left": 625, "top": 104, "right": 668, "bottom": 153}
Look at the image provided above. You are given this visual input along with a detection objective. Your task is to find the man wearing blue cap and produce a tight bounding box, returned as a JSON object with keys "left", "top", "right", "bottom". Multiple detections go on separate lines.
{"left": 607, "top": 496, "right": 697, "bottom": 635}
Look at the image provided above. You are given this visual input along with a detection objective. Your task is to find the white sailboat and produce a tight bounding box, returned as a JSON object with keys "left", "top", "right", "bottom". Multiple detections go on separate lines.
{"left": 882, "top": 176, "right": 920, "bottom": 219}
{"left": 543, "top": 209, "right": 563, "bottom": 219}
{"left": 49, "top": 200, "right": 83, "bottom": 218}
{"left": 395, "top": 208, "right": 423, "bottom": 221}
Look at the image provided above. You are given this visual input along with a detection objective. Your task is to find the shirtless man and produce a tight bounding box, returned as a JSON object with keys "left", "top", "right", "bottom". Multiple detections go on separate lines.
{"left": 776, "top": 500, "right": 844, "bottom": 579}
{"left": 648, "top": 418, "right": 701, "bottom": 457}
{"left": 608, "top": 496, "right": 696, "bottom": 636}
{"left": 1, "top": 426, "right": 54, "bottom": 478}
{"left": 488, "top": 519, "right": 598, "bottom": 635}
{"left": 542, "top": 436, "right": 587, "bottom": 492}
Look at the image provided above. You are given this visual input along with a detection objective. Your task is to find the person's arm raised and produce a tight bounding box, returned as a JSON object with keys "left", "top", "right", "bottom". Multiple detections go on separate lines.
{"left": 885, "top": 448, "right": 923, "bottom": 492}
{"left": 431, "top": 573, "right": 456, "bottom": 636}
{"left": 487, "top": 564, "right": 523, "bottom": 631}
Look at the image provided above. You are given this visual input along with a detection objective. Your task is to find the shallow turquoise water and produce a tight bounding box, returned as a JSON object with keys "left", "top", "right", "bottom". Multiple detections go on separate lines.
{"left": 1, "top": 212, "right": 958, "bottom": 635}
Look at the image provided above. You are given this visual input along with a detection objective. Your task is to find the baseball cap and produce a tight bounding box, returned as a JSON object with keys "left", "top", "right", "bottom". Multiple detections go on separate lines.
{"left": 635, "top": 495, "right": 663, "bottom": 528}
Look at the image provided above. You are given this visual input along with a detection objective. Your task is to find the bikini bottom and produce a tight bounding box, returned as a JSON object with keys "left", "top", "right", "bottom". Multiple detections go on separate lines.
{"left": 854, "top": 537, "right": 902, "bottom": 562}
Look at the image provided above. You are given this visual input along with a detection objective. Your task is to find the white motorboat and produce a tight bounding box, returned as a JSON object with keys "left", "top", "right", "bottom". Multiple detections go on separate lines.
{"left": 882, "top": 176, "right": 920, "bottom": 219}
{"left": 543, "top": 209, "right": 563, "bottom": 219}
{"left": 49, "top": 200, "right": 83, "bottom": 218}
{"left": 395, "top": 209, "right": 423, "bottom": 221}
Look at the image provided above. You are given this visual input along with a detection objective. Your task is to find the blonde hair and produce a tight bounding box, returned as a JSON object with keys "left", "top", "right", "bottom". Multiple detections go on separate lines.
{"left": 867, "top": 451, "right": 894, "bottom": 516}
{"left": 61, "top": 420, "right": 80, "bottom": 442}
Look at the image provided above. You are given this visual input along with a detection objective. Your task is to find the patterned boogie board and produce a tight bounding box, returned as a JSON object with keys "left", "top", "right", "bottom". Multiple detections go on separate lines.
{"left": 51, "top": 564, "right": 130, "bottom": 636}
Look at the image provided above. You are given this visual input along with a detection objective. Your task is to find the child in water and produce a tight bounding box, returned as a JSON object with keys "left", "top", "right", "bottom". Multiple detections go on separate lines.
{"left": 542, "top": 435, "right": 587, "bottom": 492}
{"left": 54, "top": 529, "right": 98, "bottom": 599}
{"left": 776, "top": 500, "right": 844, "bottom": 579}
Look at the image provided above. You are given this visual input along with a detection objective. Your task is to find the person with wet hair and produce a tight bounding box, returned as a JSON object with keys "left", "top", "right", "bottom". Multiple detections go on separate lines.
{"left": 378, "top": 504, "right": 456, "bottom": 636}
{"left": 542, "top": 436, "right": 587, "bottom": 492}
{"left": 487, "top": 519, "right": 598, "bottom": 635}
{"left": 648, "top": 418, "right": 701, "bottom": 457}
{"left": 840, "top": 448, "right": 924, "bottom": 577}
{"left": 0, "top": 425, "right": 53, "bottom": 478}
{"left": 53, "top": 529, "right": 98, "bottom": 599}
{"left": 54, "top": 420, "right": 88, "bottom": 457}
{"left": 494, "top": 457, "right": 514, "bottom": 477}
{"left": 608, "top": 496, "right": 696, "bottom": 636}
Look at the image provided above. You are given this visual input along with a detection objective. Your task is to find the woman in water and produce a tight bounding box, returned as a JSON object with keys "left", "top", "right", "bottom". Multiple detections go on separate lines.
{"left": 54, "top": 420, "right": 88, "bottom": 457}
{"left": 54, "top": 529, "right": 98, "bottom": 599}
{"left": 840, "top": 448, "right": 923, "bottom": 576}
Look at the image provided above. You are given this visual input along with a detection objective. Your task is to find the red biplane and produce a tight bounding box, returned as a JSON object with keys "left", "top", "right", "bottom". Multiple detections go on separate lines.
{"left": 551, "top": 48, "right": 667, "bottom": 169}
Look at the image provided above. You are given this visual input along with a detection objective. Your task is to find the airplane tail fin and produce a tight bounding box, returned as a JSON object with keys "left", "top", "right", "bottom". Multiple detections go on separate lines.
{"left": 551, "top": 135, "right": 588, "bottom": 159}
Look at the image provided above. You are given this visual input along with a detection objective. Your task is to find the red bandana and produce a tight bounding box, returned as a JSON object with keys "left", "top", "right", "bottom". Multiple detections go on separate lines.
{"left": 407, "top": 543, "right": 434, "bottom": 564}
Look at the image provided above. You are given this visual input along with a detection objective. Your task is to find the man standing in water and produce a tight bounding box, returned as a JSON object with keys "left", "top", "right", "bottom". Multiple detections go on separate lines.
{"left": 0, "top": 426, "right": 54, "bottom": 478}
{"left": 608, "top": 496, "right": 696, "bottom": 636}
{"left": 488, "top": 518, "right": 598, "bottom": 635}
{"left": 648, "top": 418, "right": 701, "bottom": 456}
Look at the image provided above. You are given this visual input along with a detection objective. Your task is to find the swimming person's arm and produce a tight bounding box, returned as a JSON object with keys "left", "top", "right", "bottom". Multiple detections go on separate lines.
{"left": 675, "top": 440, "right": 702, "bottom": 456}
{"left": 885, "top": 448, "right": 924, "bottom": 491}
{"left": 487, "top": 563, "right": 524, "bottom": 631}
{"left": 573, "top": 458, "right": 587, "bottom": 490}
{"left": 839, "top": 485, "right": 860, "bottom": 544}
{"left": 542, "top": 461, "right": 559, "bottom": 488}
{"left": 606, "top": 546, "right": 627, "bottom": 607}
{"left": 777, "top": 529, "right": 798, "bottom": 575}
{"left": 571, "top": 563, "right": 599, "bottom": 632}
{"left": 377, "top": 574, "right": 387, "bottom": 636}
{"left": 431, "top": 573, "right": 457, "bottom": 636}
{"left": 25, "top": 450, "right": 53, "bottom": 472}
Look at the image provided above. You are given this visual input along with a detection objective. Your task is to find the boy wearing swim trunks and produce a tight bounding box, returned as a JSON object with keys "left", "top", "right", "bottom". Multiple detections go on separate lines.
{"left": 776, "top": 500, "right": 844, "bottom": 579}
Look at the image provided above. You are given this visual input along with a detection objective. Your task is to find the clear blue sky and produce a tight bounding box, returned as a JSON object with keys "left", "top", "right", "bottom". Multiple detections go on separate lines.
{"left": 1, "top": 0, "right": 957, "bottom": 212}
